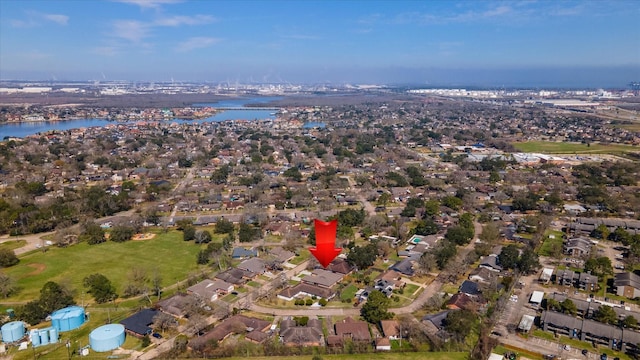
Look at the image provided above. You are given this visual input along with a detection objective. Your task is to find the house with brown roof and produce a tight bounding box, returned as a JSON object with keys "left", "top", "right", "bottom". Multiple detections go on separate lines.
{"left": 302, "top": 269, "right": 343, "bottom": 288}
{"left": 156, "top": 294, "right": 192, "bottom": 318}
{"left": 279, "top": 318, "right": 324, "bottom": 346}
{"left": 215, "top": 268, "right": 252, "bottom": 284}
{"left": 375, "top": 337, "right": 391, "bottom": 351}
{"left": 277, "top": 283, "right": 335, "bottom": 301}
{"left": 375, "top": 270, "right": 406, "bottom": 289}
{"left": 334, "top": 317, "right": 371, "bottom": 343}
{"left": 192, "top": 315, "right": 271, "bottom": 346}
{"left": 446, "top": 293, "right": 476, "bottom": 311}
{"left": 327, "top": 258, "right": 353, "bottom": 275}
{"left": 380, "top": 320, "right": 401, "bottom": 340}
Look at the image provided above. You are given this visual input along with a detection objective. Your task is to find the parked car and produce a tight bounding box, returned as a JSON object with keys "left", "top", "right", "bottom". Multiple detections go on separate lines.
{"left": 152, "top": 333, "right": 162, "bottom": 339}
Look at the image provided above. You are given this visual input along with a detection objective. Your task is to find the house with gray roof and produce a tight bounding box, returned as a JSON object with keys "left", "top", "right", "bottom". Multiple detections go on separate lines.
{"left": 237, "top": 258, "right": 266, "bottom": 275}
{"left": 302, "top": 269, "right": 343, "bottom": 288}
{"left": 564, "top": 237, "right": 592, "bottom": 256}
{"left": 615, "top": 272, "right": 640, "bottom": 299}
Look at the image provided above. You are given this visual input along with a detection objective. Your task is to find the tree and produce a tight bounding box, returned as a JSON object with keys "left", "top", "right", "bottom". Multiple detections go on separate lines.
{"left": 0, "top": 248, "right": 19, "bottom": 267}
{"left": 39, "top": 281, "right": 75, "bottom": 314}
{"left": 238, "top": 223, "right": 259, "bottom": 243}
{"left": 424, "top": 199, "right": 440, "bottom": 217}
{"left": 517, "top": 248, "right": 540, "bottom": 274}
{"left": 433, "top": 240, "right": 457, "bottom": 269}
{"left": 15, "top": 300, "right": 47, "bottom": 325}
{"left": 283, "top": 167, "right": 303, "bottom": 182}
{"left": 593, "top": 305, "right": 618, "bottom": 325}
{"left": 83, "top": 273, "right": 118, "bottom": 304}
{"left": 623, "top": 315, "right": 638, "bottom": 328}
{"left": 194, "top": 230, "right": 212, "bottom": 244}
{"left": 443, "top": 309, "right": 477, "bottom": 342}
{"left": 346, "top": 243, "right": 378, "bottom": 270}
{"left": 0, "top": 273, "right": 16, "bottom": 298}
{"left": 153, "top": 312, "right": 176, "bottom": 333}
{"left": 183, "top": 225, "right": 196, "bottom": 241}
{"left": 442, "top": 196, "right": 463, "bottom": 211}
{"left": 498, "top": 244, "right": 520, "bottom": 270}
{"left": 110, "top": 225, "right": 134, "bottom": 242}
{"left": 175, "top": 218, "right": 194, "bottom": 231}
{"left": 584, "top": 257, "right": 613, "bottom": 277}
{"left": 479, "top": 222, "right": 500, "bottom": 244}
{"left": 560, "top": 299, "right": 577, "bottom": 316}
{"left": 360, "top": 290, "right": 392, "bottom": 324}
{"left": 445, "top": 225, "right": 473, "bottom": 245}
{"left": 81, "top": 222, "right": 106, "bottom": 245}
{"left": 414, "top": 219, "right": 439, "bottom": 236}
{"left": 215, "top": 217, "right": 235, "bottom": 234}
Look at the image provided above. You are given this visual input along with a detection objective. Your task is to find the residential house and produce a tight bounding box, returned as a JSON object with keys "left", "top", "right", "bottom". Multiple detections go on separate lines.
{"left": 375, "top": 270, "right": 406, "bottom": 289}
{"left": 615, "top": 272, "right": 640, "bottom": 299}
{"left": 479, "top": 254, "right": 503, "bottom": 272}
{"left": 232, "top": 247, "right": 258, "bottom": 259}
{"left": 469, "top": 267, "right": 498, "bottom": 284}
{"left": 332, "top": 317, "right": 371, "bottom": 344}
{"left": 447, "top": 293, "right": 476, "bottom": 311}
{"left": 238, "top": 258, "right": 266, "bottom": 275}
{"left": 564, "top": 237, "right": 592, "bottom": 257}
{"left": 459, "top": 280, "right": 481, "bottom": 297}
{"left": 120, "top": 309, "right": 158, "bottom": 337}
{"left": 279, "top": 319, "right": 324, "bottom": 347}
{"left": 193, "top": 315, "right": 270, "bottom": 345}
{"left": 157, "top": 294, "right": 192, "bottom": 318}
{"left": 215, "top": 268, "right": 252, "bottom": 285}
{"left": 270, "top": 247, "right": 295, "bottom": 263}
{"left": 327, "top": 258, "right": 353, "bottom": 275}
{"left": 555, "top": 269, "right": 576, "bottom": 286}
{"left": 277, "top": 283, "right": 335, "bottom": 301}
{"left": 375, "top": 337, "right": 391, "bottom": 351}
{"left": 578, "top": 272, "right": 598, "bottom": 292}
{"left": 380, "top": 320, "right": 401, "bottom": 340}
{"left": 302, "top": 269, "right": 343, "bottom": 289}
{"left": 187, "top": 279, "right": 235, "bottom": 302}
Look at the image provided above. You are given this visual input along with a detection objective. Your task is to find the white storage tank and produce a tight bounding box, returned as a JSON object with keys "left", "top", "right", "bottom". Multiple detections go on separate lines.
{"left": 89, "top": 324, "right": 125, "bottom": 352}
{"left": 30, "top": 329, "right": 40, "bottom": 347}
{"left": 1, "top": 321, "right": 25, "bottom": 343}
{"left": 39, "top": 329, "right": 49, "bottom": 345}
{"left": 49, "top": 327, "right": 58, "bottom": 343}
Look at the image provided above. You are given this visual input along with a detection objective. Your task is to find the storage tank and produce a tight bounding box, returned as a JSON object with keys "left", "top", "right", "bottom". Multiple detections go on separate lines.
{"left": 49, "top": 327, "right": 58, "bottom": 343}
{"left": 1, "top": 321, "right": 25, "bottom": 343}
{"left": 89, "top": 324, "right": 125, "bottom": 352}
{"left": 51, "top": 306, "right": 85, "bottom": 332}
{"left": 39, "top": 329, "right": 49, "bottom": 345}
{"left": 30, "top": 329, "right": 40, "bottom": 347}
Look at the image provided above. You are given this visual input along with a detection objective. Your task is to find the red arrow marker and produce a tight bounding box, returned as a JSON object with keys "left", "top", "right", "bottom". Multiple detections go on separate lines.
{"left": 309, "top": 219, "right": 341, "bottom": 268}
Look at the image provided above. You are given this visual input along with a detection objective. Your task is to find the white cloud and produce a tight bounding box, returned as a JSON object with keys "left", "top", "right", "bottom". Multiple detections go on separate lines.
{"left": 112, "top": 20, "right": 151, "bottom": 43}
{"left": 42, "top": 14, "right": 69, "bottom": 25}
{"left": 10, "top": 12, "right": 69, "bottom": 28}
{"left": 154, "top": 15, "right": 216, "bottom": 27}
{"left": 113, "top": 0, "right": 182, "bottom": 9}
{"left": 176, "top": 37, "right": 220, "bottom": 52}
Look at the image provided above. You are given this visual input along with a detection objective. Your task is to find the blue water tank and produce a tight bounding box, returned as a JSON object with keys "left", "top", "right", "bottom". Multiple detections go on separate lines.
{"left": 51, "top": 306, "right": 85, "bottom": 332}
{"left": 89, "top": 324, "right": 125, "bottom": 352}
{"left": 49, "top": 327, "right": 59, "bottom": 343}
{"left": 39, "top": 329, "right": 50, "bottom": 345}
{"left": 30, "top": 329, "right": 40, "bottom": 347}
{"left": 1, "top": 321, "right": 25, "bottom": 343}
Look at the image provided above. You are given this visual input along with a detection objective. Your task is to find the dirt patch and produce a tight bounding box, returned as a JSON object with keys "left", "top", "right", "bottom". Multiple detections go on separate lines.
{"left": 27, "top": 263, "right": 46, "bottom": 276}
{"left": 132, "top": 233, "right": 156, "bottom": 241}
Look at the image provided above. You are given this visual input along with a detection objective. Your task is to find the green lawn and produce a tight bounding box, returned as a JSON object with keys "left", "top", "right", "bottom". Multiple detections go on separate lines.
{"left": 403, "top": 284, "right": 420, "bottom": 296}
{"left": 341, "top": 284, "right": 358, "bottom": 301}
{"left": 247, "top": 281, "right": 261, "bottom": 287}
{"left": 290, "top": 249, "right": 310, "bottom": 265}
{"left": 0, "top": 239, "right": 27, "bottom": 251}
{"left": 3, "top": 230, "right": 205, "bottom": 302}
{"left": 538, "top": 230, "right": 564, "bottom": 257}
{"left": 512, "top": 141, "right": 639, "bottom": 154}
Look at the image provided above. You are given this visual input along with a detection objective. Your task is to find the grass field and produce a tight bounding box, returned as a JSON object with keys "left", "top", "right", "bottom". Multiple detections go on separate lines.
{"left": 340, "top": 284, "right": 358, "bottom": 301}
{"left": 3, "top": 229, "right": 206, "bottom": 302}
{"left": 538, "top": 230, "right": 564, "bottom": 257}
{"left": 0, "top": 239, "right": 27, "bottom": 251}
{"left": 512, "top": 141, "right": 638, "bottom": 154}
{"left": 221, "top": 353, "right": 468, "bottom": 360}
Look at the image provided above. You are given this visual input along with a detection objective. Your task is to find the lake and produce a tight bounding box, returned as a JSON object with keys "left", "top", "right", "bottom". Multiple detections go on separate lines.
{"left": 0, "top": 97, "right": 281, "bottom": 139}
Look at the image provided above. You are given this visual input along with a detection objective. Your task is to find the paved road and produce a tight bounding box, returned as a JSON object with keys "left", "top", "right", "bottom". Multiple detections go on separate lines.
{"left": 342, "top": 175, "right": 377, "bottom": 217}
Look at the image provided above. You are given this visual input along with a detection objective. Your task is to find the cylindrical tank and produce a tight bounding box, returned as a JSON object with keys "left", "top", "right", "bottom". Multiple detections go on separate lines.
{"left": 1, "top": 321, "right": 25, "bottom": 343}
{"left": 39, "top": 329, "right": 50, "bottom": 345}
{"left": 51, "top": 306, "right": 85, "bottom": 332}
{"left": 89, "top": 324, "right": 125, "bottom": 352}
{"left": 30, "top": 329, "right": 40, "bottom": 347}
{"left": 49, "top": 328, "right": 58, "bottom": 343}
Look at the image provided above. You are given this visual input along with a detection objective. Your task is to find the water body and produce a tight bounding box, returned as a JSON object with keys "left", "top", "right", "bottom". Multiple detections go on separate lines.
{"left": 0, "top": 97, "right": 281, "bottom": 139}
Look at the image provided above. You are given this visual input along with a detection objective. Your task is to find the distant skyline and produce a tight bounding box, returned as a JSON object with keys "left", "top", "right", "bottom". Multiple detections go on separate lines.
{"left": 1, "top": 0, "right": 639, "bottom": 87}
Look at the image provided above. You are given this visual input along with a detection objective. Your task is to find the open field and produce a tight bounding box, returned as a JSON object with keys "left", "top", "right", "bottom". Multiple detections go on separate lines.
{"left": 538, "top": 230, "right": 564, "bottom": 257}
{"left": 221, "top": 353, "right": 468, "bottom": 360}
{"left": 512, "top": 141, "right": 639, "bottom": 154}
{"left": 0, "top": 239, "right": 27, "bottom": 251}
{"left": 3, "top": 229, "right": 206, "bottom": 302}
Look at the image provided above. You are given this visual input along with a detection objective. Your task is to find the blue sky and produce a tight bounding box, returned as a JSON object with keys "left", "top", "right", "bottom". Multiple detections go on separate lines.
{"left": 1, "top": 0, "right": 639, "bottom": 86}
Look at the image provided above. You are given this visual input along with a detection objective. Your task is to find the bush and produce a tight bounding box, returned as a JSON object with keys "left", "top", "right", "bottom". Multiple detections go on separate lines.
{"left": 319, "top": 298, "right": 328, "bottom": 306}
{"left": 295, "top": 299, "right": 304, "bottom": 306}
{"left": 141, "top": 335, "right": 151, "bottom": 348}
{"left": 305, "top": 298, "right": 313, "bottom": 306}
{"left": 0, "top": 249, "right": 19, "bottom": 267}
